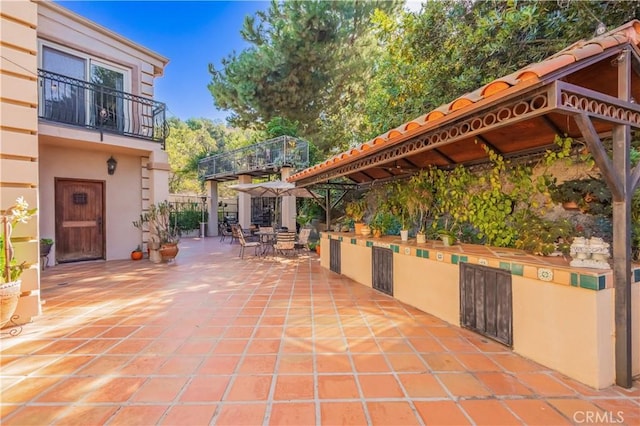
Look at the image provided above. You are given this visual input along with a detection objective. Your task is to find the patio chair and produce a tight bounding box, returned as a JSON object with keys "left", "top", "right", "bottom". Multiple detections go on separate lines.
{"left": 229, "top": 224, "right": 241, "bottom": 244}
{"left": 295, "top": 228, "right": 312, "bottom": 253}
{"left": 237, "top": 223, "right": 258, "bottom": 242}
{"left": 218, "top": 223, "right": 231, "bottom": 242}
{"left": 238, "top": 230, "right": 262, "bottom": 259}
{"left": 273, "top": 232, "right": 297, "bottom": 257}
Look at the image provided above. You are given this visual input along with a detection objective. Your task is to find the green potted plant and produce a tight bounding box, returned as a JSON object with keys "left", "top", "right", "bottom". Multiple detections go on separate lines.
{"left": 514, "top": 214, "right": 574, "bottom": 256}
{"left": 39, "top": 238, "right": 54, "bottom": 269}
{"left": 388, "top": 182, "right": 410, "bottom": 241}
{"left": 437, "top": 229, "right": 458, "bottom": 247}
{"left": 345, "top": 198, "right": 367, "bottom": 235}
{"left": 549, "top": 177, "right": 611, "bottom": 214}
{"left": 40, "top": 238, "right": 54, "bottom": 256}
{"left": 1, "top": 197, "right": 37, "bottom": 328}
{"left": 133, "top": 201, "right": 181, "bottom": 263}
{"left": 406, "top": 170, "right": 435, "bottom": 243}
{"left": 369, "top": 211, "right": 395, "bottom": 238}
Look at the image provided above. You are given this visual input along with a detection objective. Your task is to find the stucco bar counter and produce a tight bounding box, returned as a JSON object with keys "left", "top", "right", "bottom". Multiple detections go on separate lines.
{"left": 319, "top": 231, "right": 640, "bottom": 389}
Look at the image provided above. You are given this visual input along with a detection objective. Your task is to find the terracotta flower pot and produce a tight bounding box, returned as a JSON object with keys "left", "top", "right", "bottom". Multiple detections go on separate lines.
{"left": 562, "top": 201, "right": 580, "bottom": 210}
{"left": 0, "top": 281, "right": 21, "bottom": 329}
{"left": 159, "top": 243, "right": 179, "bottom": 261}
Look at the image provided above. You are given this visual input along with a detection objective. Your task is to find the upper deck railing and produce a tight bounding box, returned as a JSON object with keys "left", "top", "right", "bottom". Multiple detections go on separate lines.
{"left": 198, "top": 135, "right": 310, "bottom": 181}
{"left": 38, "top": 69, "right": 168, "bottom": 147}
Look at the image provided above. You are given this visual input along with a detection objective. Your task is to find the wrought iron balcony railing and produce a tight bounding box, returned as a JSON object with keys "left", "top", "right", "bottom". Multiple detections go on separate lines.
{"left": 198, "top": 135, "right": 310, "bottom": 181}
{"left": 38, "top": 69, "right": 168, "bottom": 147}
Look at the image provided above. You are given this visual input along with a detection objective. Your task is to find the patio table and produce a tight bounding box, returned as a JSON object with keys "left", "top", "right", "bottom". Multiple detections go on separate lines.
{"left": 255, "top": 231, "right": 277, "bottom": 256}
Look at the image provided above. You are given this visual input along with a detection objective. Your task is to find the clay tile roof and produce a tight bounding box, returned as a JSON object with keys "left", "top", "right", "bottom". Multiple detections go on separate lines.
{"left": 288, "top": 20, "right": 640, "bottom": 184}
{"left": 425, "top": 110, "right": 445, "bottom": 122}
{"left": 519, "top": 54, "right": 576, "bottom": 79}
{"left": 482, "top": 81, "right": 511, "bottom": 97}
{"left": 405, "top": 121, "right": 421, "bottom": 131}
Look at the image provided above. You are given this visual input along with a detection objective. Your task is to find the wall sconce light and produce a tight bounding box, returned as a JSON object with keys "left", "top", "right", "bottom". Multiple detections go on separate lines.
{"left": 107, "top": 156, "right": 117, "bottom": 175}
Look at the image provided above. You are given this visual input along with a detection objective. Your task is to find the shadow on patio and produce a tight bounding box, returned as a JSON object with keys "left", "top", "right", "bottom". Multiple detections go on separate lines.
{"left": 1, "top": 237, "right": 638, "bottom": 425}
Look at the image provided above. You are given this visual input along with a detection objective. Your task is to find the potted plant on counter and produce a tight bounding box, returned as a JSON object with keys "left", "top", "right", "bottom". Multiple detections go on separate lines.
{"left": 345, "top": 199, "right": 367, "bottom": 235}
{"left": 369, "top": 211, "right": 395, "bottom": 238}
{"left": 406, "top": 170, "right": 435, "bottom": 243}
{"left": 1, "top": 197, "right": 36, "bottom": 329}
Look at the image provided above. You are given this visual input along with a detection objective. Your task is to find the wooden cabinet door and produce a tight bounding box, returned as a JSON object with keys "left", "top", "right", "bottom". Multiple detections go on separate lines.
{"left": 460, "top": 263, "right": 512, "bottom": 347}
{"left": 372, "top": 247, "right": 394, "bottom": 296}
{"left": 55, "top": 179, "right": 104, "bottom": 262}
{"left": 330, "top": 238, "right": 341, "bottom": 274}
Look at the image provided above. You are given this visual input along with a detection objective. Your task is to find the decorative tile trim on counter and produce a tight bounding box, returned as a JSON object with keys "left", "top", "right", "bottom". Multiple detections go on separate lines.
{"left": 323, "top": 232, "right": 622, "bottom": 291}
{"left": 451, "top": 255, "right": 468, "bottom": 265}
{"left": 570, "top": 273, "right": 607, "bottom": 290}
{"left": 416, "top": 249, "right": 429, "bottom": 259}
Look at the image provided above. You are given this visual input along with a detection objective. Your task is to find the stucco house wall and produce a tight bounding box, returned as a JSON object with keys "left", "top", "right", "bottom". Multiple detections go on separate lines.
{"left": 1, "top": 0, "right": 169, "bottom": 324}
{"left": 36, "top": 1, "right": 170, "bottom": 265}
{"left": 0, "top": 0, "right": 41, "bottom": 322}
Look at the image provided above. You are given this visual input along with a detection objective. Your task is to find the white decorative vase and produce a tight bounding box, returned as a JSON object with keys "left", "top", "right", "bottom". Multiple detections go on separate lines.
{"left": 149, "top": 249, "right": 163, "bottom": 264}
{"left": 400, "top": 230, "right": 409, "bottom": 241}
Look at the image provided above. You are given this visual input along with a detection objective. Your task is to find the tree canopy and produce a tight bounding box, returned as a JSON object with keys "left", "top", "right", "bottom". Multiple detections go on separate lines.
{"left": 363, "top": 0, "right": 640, "bottom": 137}
{"left": 208, "top": 0, "right": 640, "bottom": 158}
{"left": 165, "top": 117, "right": 259, "bottom": 194}
{"left": 208, "top": 0, "right": 402, "bottom": 154}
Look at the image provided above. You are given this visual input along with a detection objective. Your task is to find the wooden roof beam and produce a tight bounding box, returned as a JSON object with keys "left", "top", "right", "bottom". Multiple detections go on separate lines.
{"left": 475, "top": 135, "right": 502, "bottom": 155}
{"left": 574, "top": 113, "right": 623, "bottom": 200}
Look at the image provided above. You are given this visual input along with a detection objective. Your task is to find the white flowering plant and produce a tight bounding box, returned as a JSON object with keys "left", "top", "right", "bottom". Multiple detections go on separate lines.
{"left": 1, "top": 197, "right": 37, "bottom": 284}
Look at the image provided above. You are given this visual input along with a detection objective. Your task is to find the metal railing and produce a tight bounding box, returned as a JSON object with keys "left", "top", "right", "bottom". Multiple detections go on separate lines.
{"left": 198, "top": 135, "right": 309, "bottom": 180}
{"left": 38, "top": 69, "right": 168, "bottom": 147}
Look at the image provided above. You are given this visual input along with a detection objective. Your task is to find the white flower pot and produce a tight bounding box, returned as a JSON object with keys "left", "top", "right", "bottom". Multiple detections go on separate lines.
{"left": 400, "top": 230, "right": 409, "bottom": 241}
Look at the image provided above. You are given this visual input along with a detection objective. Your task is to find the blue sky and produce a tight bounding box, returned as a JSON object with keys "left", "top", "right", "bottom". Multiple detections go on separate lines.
{"left": 57, "top": 1, "right": 269, "bottom": 123}
{"left": 57, "top": 1, "right": 422, "bottom": 124}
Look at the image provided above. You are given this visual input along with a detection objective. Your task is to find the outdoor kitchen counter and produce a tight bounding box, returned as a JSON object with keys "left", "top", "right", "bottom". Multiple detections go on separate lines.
{"left": 318, "top": 231, "right": 640, "bottom": 390}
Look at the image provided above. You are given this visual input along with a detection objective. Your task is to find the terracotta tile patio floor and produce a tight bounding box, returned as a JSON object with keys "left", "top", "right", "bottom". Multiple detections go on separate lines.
{"left": 1, "top": 237, "right": 638, "bottom": 425}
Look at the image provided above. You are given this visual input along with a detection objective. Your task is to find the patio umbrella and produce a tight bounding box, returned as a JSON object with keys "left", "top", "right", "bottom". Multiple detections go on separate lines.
{"left": 228, "top": 180, "right": 320, "bottom": 226}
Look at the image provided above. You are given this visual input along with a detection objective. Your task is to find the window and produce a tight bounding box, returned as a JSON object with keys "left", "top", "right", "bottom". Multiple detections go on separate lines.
{"left": 40, "top": 43, "right": 130, "bottom": 131}
{"left": 90, "top": 62, "right": 125, "bottom": 131}
{"left": 42, "top": 47, "right": 86, "bottom": 125}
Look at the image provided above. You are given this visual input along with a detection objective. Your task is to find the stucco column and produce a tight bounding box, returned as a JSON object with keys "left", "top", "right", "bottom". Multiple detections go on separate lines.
{"left": 280, "top": 167, "right": 297, "bottom": 231}
{"left": 148, "top": 149, "right": 170, "bottom": 204}
{"left": 206, "top": 180, "right": 218, "bottom": 237}
{"left": 237, "top": 174, "right": 252, "bottom": 228}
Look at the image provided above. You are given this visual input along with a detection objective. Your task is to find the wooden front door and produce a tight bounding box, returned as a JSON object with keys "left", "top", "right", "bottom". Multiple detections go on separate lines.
{"left": 55, "top": 179, "right": 105, "bottom": 263}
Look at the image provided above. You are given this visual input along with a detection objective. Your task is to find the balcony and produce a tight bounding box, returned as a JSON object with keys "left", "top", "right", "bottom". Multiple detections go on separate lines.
{"left": 38, "top": 69, "right": 168, "bottom": 147}
{"left": 198, "top": 135, "right": 310, "bottom": 181}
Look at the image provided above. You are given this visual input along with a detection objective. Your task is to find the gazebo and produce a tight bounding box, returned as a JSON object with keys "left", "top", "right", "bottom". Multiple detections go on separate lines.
{"left": 289, "top": 21, "right": 640, "bottom": 388}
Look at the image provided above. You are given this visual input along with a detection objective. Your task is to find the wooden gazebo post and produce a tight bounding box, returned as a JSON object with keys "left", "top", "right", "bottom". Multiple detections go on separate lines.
{"left": 574, "top": 48, "right": 634, "bottom": 388}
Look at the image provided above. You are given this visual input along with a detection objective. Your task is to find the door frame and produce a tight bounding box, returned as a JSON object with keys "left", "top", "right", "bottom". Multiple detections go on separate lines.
{"left": 54, "top": 178, "right": 106, "bottom": 262}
